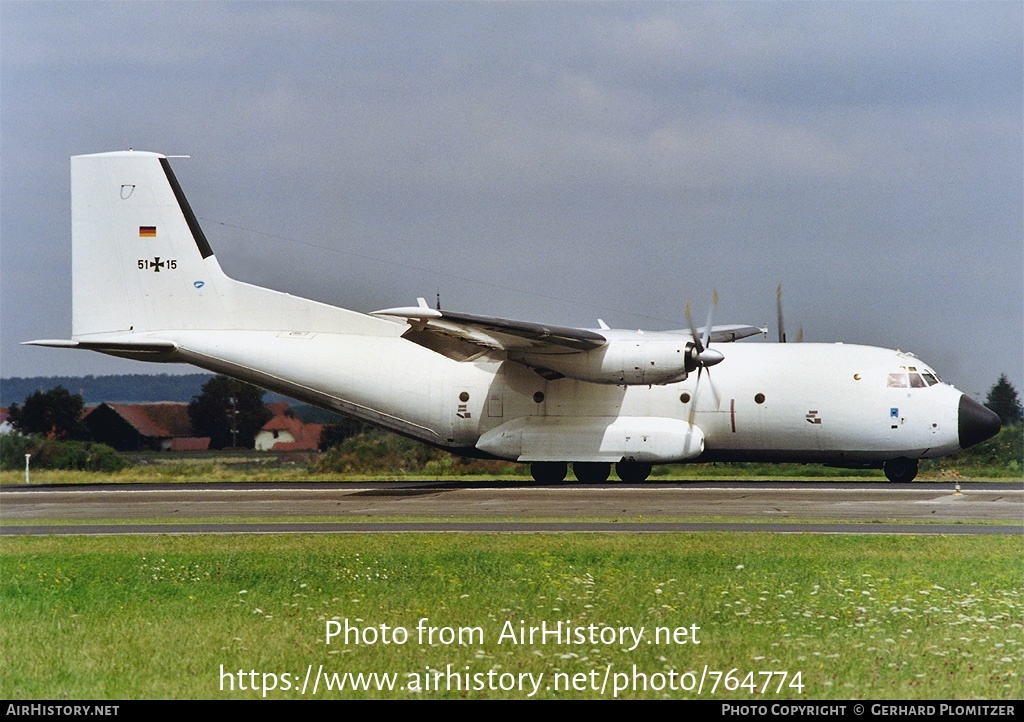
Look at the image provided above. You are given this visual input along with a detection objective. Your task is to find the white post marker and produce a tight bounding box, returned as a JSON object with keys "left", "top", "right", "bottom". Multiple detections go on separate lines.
{"left": 25, "top": 454, "right": 31, "bottom": 484}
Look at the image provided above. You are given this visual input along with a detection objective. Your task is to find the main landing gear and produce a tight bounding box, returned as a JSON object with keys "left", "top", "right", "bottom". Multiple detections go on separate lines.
{"left": 530, "top": 461, "right": 568, "bottom": 483}
{"left": 572, "top": 462, "right": 611, "bottom": 483}
{"left": 615, "top": 461, "right": 652, "bottom": 483}
{"left": 529, "top": 461, "right": 653, "bottom": 483}
{"left": 883, "top": 457, "right": 918, "bottom": 483}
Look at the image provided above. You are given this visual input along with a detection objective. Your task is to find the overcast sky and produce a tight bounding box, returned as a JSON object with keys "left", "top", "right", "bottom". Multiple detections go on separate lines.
{"left": 2, "top": 1, "right": 1021, "bottom": 400}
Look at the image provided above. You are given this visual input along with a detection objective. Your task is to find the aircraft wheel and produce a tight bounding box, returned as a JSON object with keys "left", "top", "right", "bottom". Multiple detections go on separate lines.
{"left": 531, "top": 461, "right": 568, "bottom": 484}
{"left": 883, "top": 457, "right": 918, "bottom": 483}
{"left": 616, "top": 461, "right": 653, "bottom": 483}
{"left": 573, "top": 462, "right": 611, "bottom": 483}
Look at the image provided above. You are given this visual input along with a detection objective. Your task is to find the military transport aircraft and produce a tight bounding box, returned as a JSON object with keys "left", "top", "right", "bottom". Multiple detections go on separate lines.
{"left": 26, "top": 151, "right": 1001, "bottom": 483}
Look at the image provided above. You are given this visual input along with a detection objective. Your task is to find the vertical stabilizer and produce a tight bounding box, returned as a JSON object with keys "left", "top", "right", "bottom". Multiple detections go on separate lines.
{"left": 71, "top": 151, "right": 232, "bottom": 337}
{"left": 70, "top": 151, "right": 389, "bottom": 339}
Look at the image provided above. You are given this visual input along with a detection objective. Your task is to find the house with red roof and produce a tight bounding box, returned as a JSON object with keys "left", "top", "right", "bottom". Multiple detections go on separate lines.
{"left": 255, "top": 410, "right": 323, "bottom": 451}
{"left": 83, "top": 402, "right": 210, "bottom": 451}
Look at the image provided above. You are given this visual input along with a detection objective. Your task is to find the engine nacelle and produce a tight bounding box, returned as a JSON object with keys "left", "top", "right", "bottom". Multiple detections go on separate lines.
{"left": 515, "top": 333, "right": 699, "bottom": 385}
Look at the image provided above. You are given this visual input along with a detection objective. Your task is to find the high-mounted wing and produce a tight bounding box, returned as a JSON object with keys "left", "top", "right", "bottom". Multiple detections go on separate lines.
{"left": 699, "top": 325, "right": 765, "bottom": 343}
{"left": 373, "top": 298, "right": 765, "bottom": 386}
{"left": 372, "top": 298, "right": 606, "bottom": 361}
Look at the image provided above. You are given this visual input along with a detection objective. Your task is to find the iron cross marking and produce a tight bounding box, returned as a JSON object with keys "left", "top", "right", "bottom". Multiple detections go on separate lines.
{"left": 137, "top": 258, "right": 177, "bottom": 272}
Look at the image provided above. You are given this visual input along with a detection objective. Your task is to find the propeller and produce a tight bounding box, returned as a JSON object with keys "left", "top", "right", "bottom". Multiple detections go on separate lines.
{"left": 776, "top": 284, "right": 786, "bottom": 343}
{"left": 684, "top": 292, "right": 724, "bottom": 425}
{"left": 685, "top": 291, "right": 725, "bottom": 370}
{"left": 776, "top": 284, "right": 803, "bottom": 343}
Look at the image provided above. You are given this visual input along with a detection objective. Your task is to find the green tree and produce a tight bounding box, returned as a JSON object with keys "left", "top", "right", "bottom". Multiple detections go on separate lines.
{"left": 985, "top": 374, "right": 1023, "bottom": 426}
{"left": 7, "top": 386, "right": 88, "bottom": 440}
{"left": 318, "top": 418, "right": 371, "bottom": 451}
{"left": 187, "top": 376, "right": 271, "bottom": 449}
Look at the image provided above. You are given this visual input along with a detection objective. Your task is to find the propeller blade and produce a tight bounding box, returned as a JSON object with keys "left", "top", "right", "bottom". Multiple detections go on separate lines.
{"left": 687, "top": 357, "right": 722, "bottom": 426}
{"left": 707, "top": 366, "right": 721, "bottom": 409}
{"left": 687, "top": 366, "right": 702, "bottom": 427}
{"left": 776, "top": 284, "right": 786, "bottom": 343}
{"left": 701, "top": 289, "right": 717, "bottom": 350}
{"left": 685, "top": 301, "right": 703, "bottom": 354}
{"left": 685, "top": 291, "right": 726, "bottom": 414}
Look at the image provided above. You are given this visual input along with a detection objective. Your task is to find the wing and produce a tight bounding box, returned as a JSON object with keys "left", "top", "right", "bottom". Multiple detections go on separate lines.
{"left": 373, "top": 298, "right": 764, "bottom": 363}
{"left": 701, "top": 324, "right": 766, "bottom": 343}
{"left": 372, "top": 299, "right": 606, "bottom": 361}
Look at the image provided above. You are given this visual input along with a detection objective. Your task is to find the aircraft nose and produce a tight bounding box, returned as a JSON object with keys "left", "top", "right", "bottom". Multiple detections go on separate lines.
{"left": 958, "top": 394, "right": 1001, "bottom": 449}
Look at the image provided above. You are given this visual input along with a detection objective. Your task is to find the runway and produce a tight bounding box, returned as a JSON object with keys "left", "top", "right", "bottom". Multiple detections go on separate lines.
{"left": 1, "top": 480, "right": 1021, "bottom": 535}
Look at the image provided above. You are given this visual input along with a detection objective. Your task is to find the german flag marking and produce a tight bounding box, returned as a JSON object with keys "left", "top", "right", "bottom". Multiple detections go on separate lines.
{"left": 139, "top": 226, "right": 157, "bottom": 238}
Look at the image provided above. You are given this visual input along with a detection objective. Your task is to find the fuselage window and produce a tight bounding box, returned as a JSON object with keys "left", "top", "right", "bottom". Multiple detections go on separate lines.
{"left": 887, "top": 373, "right": 908, "bottom": 388}
{"left": 909, "top": 373, "right": 926, "bottom": 388}
{"left": 922, "top": 372, "right": 939, "bottom": 386}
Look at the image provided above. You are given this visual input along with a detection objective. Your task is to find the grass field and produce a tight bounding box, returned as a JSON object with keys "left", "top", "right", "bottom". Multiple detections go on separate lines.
{"left": 1, "top": 533, "right": 1021, "bottom": 700}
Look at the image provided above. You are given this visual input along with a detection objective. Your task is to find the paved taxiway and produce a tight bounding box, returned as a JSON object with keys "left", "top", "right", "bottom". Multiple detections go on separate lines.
{"left": 1, "top": 481, "right": 1020, "bottom": 535}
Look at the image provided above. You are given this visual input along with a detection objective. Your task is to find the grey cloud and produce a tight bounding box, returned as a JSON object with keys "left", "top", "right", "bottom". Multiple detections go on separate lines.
{"left": 1, "top": 1, "right": 1020, "bottom": 396}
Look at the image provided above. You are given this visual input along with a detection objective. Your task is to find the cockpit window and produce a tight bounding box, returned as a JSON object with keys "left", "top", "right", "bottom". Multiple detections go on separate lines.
{"left": 889, "top": 366, "right": 941, "bottom": 388}
{"left": 887, "top": 373, "right": 909, "bottom": 388}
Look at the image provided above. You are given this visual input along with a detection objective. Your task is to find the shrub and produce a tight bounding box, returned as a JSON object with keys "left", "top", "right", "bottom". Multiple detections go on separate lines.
{"left": 310, "top": 429, "right": 522, "bottom": 476}
{"left": 0, "top": 435, "right": 129, "bottom": 472}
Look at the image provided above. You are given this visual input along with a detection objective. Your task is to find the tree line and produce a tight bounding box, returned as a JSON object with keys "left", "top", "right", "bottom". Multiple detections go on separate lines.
{"left": 1, "top": 375, "right": 367, "bottom": 471}
{"left": 0, "top": 373, "right": 215, "bottom": 406}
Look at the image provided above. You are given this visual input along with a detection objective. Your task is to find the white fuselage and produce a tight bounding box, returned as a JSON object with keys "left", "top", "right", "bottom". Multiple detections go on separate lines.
{"left": 152, "top": 328, "right": 963, "bottom": 465}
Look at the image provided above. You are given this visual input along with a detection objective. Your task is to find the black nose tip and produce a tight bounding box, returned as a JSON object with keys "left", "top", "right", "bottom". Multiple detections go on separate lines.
{"left": 958, "top": 395, "right": 1001, "bottom": 449}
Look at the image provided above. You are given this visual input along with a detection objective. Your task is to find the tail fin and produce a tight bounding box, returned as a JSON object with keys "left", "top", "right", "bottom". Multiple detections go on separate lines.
{"left": 71, "top": 151, "right": 235, "bottom": 336}
{"left": 70, "top": 151, "right": 384, "bottom": 339}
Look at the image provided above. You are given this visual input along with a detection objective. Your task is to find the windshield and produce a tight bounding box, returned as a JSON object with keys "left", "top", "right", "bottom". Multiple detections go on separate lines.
{"left": 887, "top": 365, "right": 941, "bottom": 388}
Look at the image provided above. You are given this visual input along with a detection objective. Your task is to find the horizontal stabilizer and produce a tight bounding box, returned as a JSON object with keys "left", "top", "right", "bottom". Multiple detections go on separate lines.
{"left": 23, "top": 338, "right": 178, "bottom": 353}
